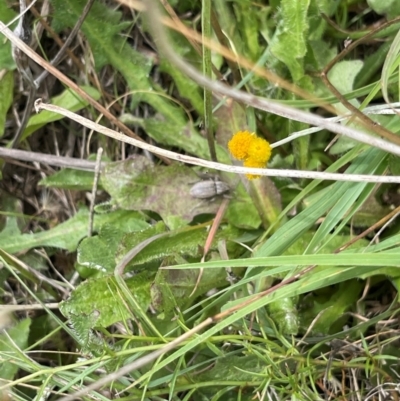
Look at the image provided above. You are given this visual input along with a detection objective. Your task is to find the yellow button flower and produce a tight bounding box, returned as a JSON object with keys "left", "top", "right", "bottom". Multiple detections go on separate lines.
{"left": 228, "top": 131, "right": 272, "bottom": 180}
{"left": 248, "top": 136, "right": 272, "bottom": 164}
{"left": 227, "top": 130, "right": 253, "bottom": 160}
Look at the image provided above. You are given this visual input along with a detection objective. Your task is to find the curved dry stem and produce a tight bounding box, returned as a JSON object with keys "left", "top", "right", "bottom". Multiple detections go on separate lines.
{"left": 35, "top": 100, "right": 400, "bottom": 184}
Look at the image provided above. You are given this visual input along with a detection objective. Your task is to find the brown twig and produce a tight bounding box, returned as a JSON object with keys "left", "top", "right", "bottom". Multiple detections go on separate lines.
{"left": 321, "top": 16, "right": 400, "bottom": 146}
{"left": 190, "top": 197, "right": 230, "bottom": 297}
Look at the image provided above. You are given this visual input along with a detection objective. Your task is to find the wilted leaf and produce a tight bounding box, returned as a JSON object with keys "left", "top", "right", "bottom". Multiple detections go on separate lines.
{"left": 102, "top": 157, "right": 230, "bottom": 229}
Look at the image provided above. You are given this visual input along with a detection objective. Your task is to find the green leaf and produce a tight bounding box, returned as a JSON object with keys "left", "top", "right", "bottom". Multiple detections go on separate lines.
{"left": 168, "top": 252, "right": 400, "bottom": 271}
{"left": 0, "top": 71, "right": 13, "bottom": 137}
{"left": 116, "top": 223, "right": 240, "bottom": 271}
{"left": 232, "top": 0, "right": 262, "bottom": 61}
{"left": 0, "top": 318, "right": 31, "bottom": 380}
{"left": 298, "top": 281, "right": 363, "bottom": 335}
{"left": 267, "top": 296, "right": 298, "bottom": 335}
{"left": 196, "top": 354, "right": 265, "bottom": 382}
{"left": 22, "top": 85, "right": 101, "bottom": 139}
{"left": 151, "top": 255, "right": 229, "bottom": 319}
{"left": 328, "top": 60, "right": 364, "bottom": 100}
{"left": 39, "top": 169, "right": 99, "bottom": 190}
{"left": 381, "top": 28, "right": 400, "bottom": 104}
{"left": 0, "top": 208, "right": 145, "bottom": 254}
{"left": 59, "top": 271, "right": 152, "bottom": 346}
{"left": 77, "top": 218, "right": 150, "bottom": 273}
{"left": 270, "top": 0, "right": 311, "bottom": 82}
{"left": 367, "top": 0, "right": 400, "bottom": 19}
{"left": 0, "top": 2, "right": 17, "bottom": 70}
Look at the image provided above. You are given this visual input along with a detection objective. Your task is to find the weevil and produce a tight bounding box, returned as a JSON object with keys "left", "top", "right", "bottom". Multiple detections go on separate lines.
{"left": 190, "top": 179, "right": 230, "bottom": 199}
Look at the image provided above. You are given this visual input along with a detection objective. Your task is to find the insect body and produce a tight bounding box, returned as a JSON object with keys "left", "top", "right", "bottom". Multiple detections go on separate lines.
{"left": 190, "top": 180, "right": 230, "bottom": 199}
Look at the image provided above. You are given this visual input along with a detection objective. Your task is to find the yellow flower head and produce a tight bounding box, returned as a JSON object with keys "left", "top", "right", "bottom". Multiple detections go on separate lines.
{"left": 248, "top": 137, "right": 272, "bottom": 164}
{"left": 243, "top": 158, "right": 266, "bottom": 180}
{"left": 227, "top": 130, "right": 253, "bottom": 160}
{"left": 228, "top": 131, "right": 272, "bottom": 180}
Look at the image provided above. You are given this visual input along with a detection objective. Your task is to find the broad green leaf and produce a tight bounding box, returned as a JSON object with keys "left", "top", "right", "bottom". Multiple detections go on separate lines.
{"left": 77, "top": 219, "right": 150, "bottom": 273}
{"left": 22, "top": 85, "right": 100, "bottom": 139}
{"left": 367, "top": 0, "right": 400, "bottom": 19}
{"left": 0, "top": 318, "right": 31, "bottom": 380}
{"left": 102, "top": 157, "right": 232, "bottom": 229}
{"left": 151, "top": 255, "right": 229, "bottom": 319}
{"left": 298, "top": 280, "right": 363, "bottom": 335}
{"left": 0, "top": 71, "right": 13, "bottom": 137}
{"left": 0, "top": 208, "right": 145, "bottom": 254}
{"left": 0, "top": 191, "right": 26, "bottom": 240}
{"left": 328, "top": 60, "right": 364, "bottom": 101}
{"left": 267, "top": 296, "right": 298, "bottom": 335}
{"left": 159, "top": 37, "right": 203, "bottom": 115}
{"left": 39, "top": 169, "right": 98, "bottom": 190}
{"left": 136, "top": 118, "right": 231, "bottom": 163}
{"left": 232, "top": 0, "right": 262, "bottom": 61}
{"left": 59, "top": 271, "right": 152, "bottom": 348}
{"left": 315, "top": 0, "right": 339, "bottom": 16}
{"left": 270, "top": 0, "right": 311, "bottom": 82}
{"left": 116, "top": 223, "right": 241, "bottom": 271}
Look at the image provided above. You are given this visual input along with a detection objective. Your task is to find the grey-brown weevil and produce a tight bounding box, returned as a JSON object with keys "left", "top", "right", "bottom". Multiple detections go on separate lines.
{"left": 190, "top": 180, "right": 230, "bottom": 199}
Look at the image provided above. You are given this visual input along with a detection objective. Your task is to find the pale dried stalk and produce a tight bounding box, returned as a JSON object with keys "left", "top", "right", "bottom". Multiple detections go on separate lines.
{"left": 35, "top": 100, "right": 400, "bottom": 183}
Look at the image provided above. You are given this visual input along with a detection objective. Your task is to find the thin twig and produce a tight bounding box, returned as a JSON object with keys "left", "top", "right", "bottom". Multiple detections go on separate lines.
{"left": 0, "top": 147, "right": 96, "bottom": 170}
{"left": 0, "top": 303, "right": 59, "bottom": 311}
{"left": 34, "top": 100, "right": 400, "bottom": 183}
